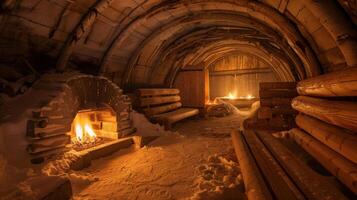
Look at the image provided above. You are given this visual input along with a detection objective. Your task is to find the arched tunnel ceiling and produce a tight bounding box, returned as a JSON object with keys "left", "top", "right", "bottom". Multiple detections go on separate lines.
{"left": 1, "top": 0, "right": 356, "bottom": 89}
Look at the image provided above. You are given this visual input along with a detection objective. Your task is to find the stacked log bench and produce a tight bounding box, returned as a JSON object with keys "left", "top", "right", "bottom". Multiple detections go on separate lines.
{"left": 136, "top": 88, "right": 199, "bottom": 130}
{"left": 231, "top": 130, "right": 349, "bottom": 200}
{"left": 243, "top": 82, "right": 298, "bottom": 131}
{"left": 26, "top": 73, "right": 134, "bottom": 164}
{"left": 291, "top": 68, "right": 357, "bottom": 195}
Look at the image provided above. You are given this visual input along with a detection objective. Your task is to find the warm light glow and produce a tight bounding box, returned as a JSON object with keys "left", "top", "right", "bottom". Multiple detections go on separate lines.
{"left": 75, "top": 124, "right": 84, "bottom": 143}
{"left": 224, "top": 92, "right": 237, "bottom": 100}
{"left": 73, "top": 113, "right": 97, "bottom": 145}
{"left": 245, "top": 94, "right": 254, "bottom": 100}
{"left": 84, "top": 124, "right": 96, "bottom": 142}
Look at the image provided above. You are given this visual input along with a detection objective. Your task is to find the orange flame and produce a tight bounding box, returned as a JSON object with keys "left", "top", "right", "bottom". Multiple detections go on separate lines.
{"left": 73, "top": 113, "right": 97, "bottom": 144}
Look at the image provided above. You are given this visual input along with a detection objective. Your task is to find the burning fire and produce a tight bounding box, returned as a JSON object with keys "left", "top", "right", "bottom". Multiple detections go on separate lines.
{"left": 223, "top": 92, "right": 255, "bottom": 100}
{"left": 73, "top": 114, "right": 97, "bottom": 145}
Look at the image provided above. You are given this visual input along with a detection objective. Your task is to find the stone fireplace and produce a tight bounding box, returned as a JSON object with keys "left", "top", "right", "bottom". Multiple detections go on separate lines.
{"left": 26, "top": 73, "right": 136, "bottom": 164}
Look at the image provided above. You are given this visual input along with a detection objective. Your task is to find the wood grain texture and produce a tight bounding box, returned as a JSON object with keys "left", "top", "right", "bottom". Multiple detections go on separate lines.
{"left": 291, "top": 128, "right": 357, "bottom": 194}
{"left": 292, "top": 96, "right": 357, "bottom": 132}
{"left": 297, "top": 68, "right": 357, "bottom": 97}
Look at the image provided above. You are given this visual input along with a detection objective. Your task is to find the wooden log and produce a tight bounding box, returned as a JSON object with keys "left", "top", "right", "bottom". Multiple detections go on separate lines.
{"left": 259, "top": 89, "right": 298, "bottom": 98}
{"left": 260, "top": 98, "right": 292, "bottom": 107}
{"left": 297, "top": 68, "right": 357, "bottom": 97}
{"left": 256, "top": 131, "right": 349, "bottom": 199}
{"left": 292, "top": 96, "right": 357, "bottom": 132}
{"left": 140, "top": 96, "right": 181, "bottom": 107}
{"left": 27, "top": 123, "right": 71, "bottom": 138}
{"left": 230, "top": 130, "right": 273, "bottom": 200}
{"left": 244, "top": 130, "right": 304, "bottom": 200}
{"left": 296, "top": 114, "right": 357, "bottom": 164}
{"left": 137, "top": 88, "right": 180, "bottom": 97}
{"left": 259, "top": 82, "right": 296, "bottom": 90}
{"left": 290, "top": 128, "right": 357, "bottom": 194}
{"left": 143, "top": 102, "right": 182, "bottom": 116}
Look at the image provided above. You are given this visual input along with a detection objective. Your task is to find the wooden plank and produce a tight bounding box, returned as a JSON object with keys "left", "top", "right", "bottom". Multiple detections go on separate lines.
{"left": 137, "top": 88, "right": 179, "bottom": 97}
{"left": 296, "top": 113, "right": 357, "bottom": 164}
{"left": 244, "top": 130, "right": 304, "bottom": 200}
{"left": 231, "top": 130, "right": 273, "bottom": 200}
{"left": 140, "top": 95, "right": 181, "bottom": 107}
{"left": 297, "top": 67, "right": 357, "bottom": 97}
{"left": 291, "top": 128, "right": 357, "bottom": 194}
{"left": 256, "top": 131, "right": 349, "bottom": 199}
{"left": 259, "top": 82, "right": 297, "bottom": 89}
{"left": 143, "top": 102, "right": 182, "bottom": 116}
{"left": 292, "top": 96, "right": 357, "bottom": 132}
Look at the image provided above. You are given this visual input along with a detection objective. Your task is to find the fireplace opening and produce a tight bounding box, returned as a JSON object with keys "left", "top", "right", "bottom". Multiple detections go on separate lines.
{"left": 70, "top": 107, "right": 118, "bottom": 151}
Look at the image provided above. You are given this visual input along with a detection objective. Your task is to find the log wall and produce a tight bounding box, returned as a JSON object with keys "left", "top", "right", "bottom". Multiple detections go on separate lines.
{"left": 291, "top": 68, "right": 357, "bottom": 194}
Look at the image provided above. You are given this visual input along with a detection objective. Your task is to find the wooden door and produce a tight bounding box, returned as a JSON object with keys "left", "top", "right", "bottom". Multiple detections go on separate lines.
{"left": 173, "top": 69, "right": 209, "bottom": 108}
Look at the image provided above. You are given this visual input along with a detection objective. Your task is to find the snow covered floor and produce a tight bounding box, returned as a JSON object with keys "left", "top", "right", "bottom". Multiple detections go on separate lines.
{"left": 72, "top": 115, "right": 245, "bottom": 200}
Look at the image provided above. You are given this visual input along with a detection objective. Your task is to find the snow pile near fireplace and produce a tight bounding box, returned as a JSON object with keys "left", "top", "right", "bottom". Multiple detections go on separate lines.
{"left": 131, "top": 111, "right": 175, "bottom": 136}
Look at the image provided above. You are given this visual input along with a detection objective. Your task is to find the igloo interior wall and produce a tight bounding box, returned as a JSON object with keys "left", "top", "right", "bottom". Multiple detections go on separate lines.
{"left": 0, "top": 0, "right": 356, "bottom": 200}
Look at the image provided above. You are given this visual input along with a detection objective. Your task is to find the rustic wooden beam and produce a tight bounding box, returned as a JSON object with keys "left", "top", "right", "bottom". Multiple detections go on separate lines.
{"left": 256, "top": 130, "right": 349, "bottom": 199}
{"left": 302, "top": 0, "right": 357, "bottom": 67}
{"left": 292, "top": 96, "right": 357, "bottom": 132}
{"left": 296, "top": 113, "right": 357, "bottom": 164}
{"left": 244, "top": 130, "right": 304, "bottom": 200}
{"left": 55, "top": 0, "right": 114, "bottom": 72}
{"left": 231, "top": 130, "right": 273, "bottom": 200}
{"left": 209, "top": 68, "right": 272, "bottom": 76}
{"left": 290, "top": 128, "right": 357, "bottom": 194}
{"left": 297, "top": 67, "right": 357, "bottom": 97}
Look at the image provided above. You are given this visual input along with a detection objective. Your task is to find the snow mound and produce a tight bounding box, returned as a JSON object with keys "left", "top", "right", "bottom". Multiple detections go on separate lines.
{"left": 189, "top": 153, "right": 246, "bottom": 200}
{"left": 131, "top": 111, "right": 176, "bottom": 136}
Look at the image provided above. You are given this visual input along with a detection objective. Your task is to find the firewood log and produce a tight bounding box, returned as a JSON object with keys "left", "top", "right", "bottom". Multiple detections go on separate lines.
{"left": 290, "top": 128, "right": 357, "bottom": 194}
{"left": 231, "top": 130, "right": 273, "bottom": 200}
{"left": 296, "top": 114, "right": 357, "bottom": 164}
{"left": 297, "top": 68, "right": 357, "bottom": 97}
{"left": 292, "top": 96, "right": 357, "bottom": 132}
{"left": 255, "top": 131, "right": 349, "bottom": 199}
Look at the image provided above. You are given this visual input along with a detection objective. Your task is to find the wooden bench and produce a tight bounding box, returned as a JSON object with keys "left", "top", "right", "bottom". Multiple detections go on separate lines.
{"left": 136, "top": 88, "right": 199, "bottom": 130}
